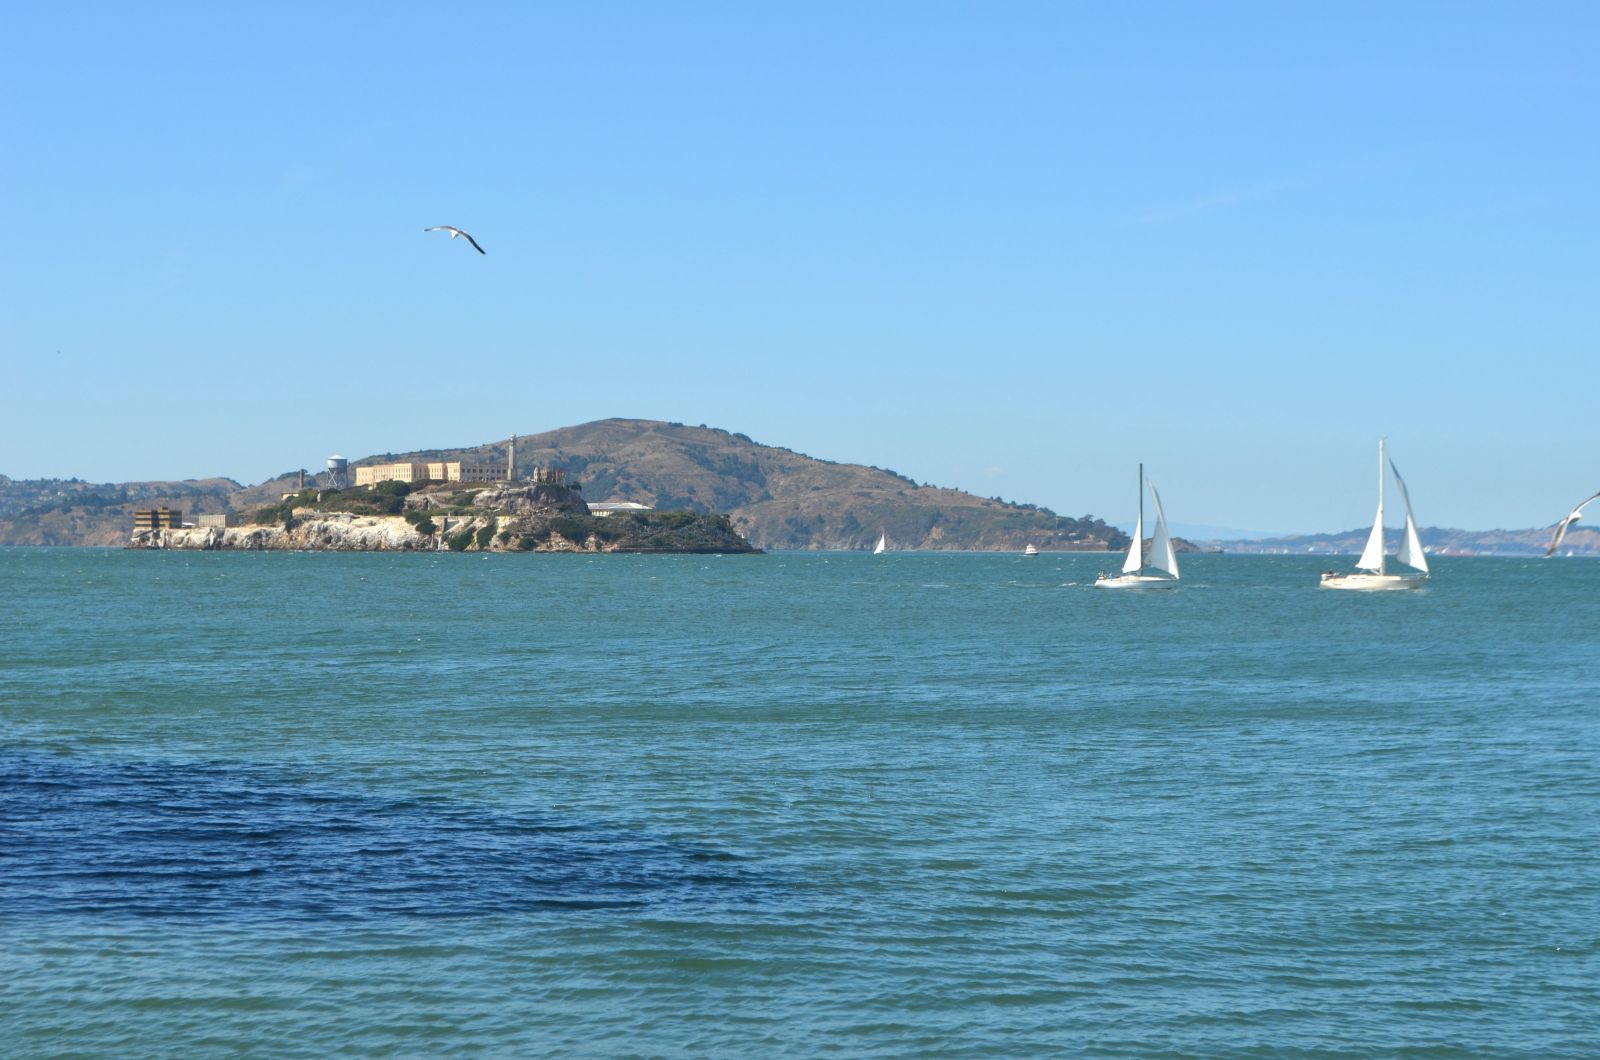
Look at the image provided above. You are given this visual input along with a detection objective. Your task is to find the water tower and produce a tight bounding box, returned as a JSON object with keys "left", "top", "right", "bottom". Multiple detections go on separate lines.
{"left": 326, "top": 455, "right": 348, "bottom": 489}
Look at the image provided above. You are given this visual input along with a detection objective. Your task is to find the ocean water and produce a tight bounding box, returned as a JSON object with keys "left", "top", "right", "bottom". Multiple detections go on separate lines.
{"left": 2, "top": 548, "right": 1597, "bottom": 1056}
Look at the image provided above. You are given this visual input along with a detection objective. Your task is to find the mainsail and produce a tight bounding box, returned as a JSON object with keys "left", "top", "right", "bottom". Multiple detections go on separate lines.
{"left": 1121, "top": 509, "right": 1144, "bottom": 574}
{"left": 1355, "top": 505, "right": 1386, "bottom": 572}
{"left": 1355, "top": 440, "right": 1388, "bottom": 572}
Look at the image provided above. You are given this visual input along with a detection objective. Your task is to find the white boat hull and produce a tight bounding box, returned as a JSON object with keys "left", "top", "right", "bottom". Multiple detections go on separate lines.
{"left": 1319, "top": 571, "right": 1427, "bottom": 591}
{"left": 1095, "top": 573, "right": 1177, "bottom": 590}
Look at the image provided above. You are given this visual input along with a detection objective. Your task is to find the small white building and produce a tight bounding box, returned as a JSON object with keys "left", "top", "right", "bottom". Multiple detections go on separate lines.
{"left": 588, "top": 501, "right": 655, "bottom": 518}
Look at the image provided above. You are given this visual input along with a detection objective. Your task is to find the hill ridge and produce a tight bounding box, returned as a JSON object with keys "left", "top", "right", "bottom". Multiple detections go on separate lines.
{"left": 373, "top": 418, "right": 1123, "bottom": 552}
{"left": 0, "top": 419, "right": 1125, "bottom": 551}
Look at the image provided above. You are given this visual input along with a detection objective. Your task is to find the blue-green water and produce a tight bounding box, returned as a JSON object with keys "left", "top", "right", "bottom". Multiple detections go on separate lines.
{"left": 2, "top": 549, "right": 1597, "bottom": 1056}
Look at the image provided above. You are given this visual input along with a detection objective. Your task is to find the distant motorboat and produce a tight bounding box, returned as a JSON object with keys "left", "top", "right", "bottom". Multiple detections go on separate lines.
{"left": 1320, "top": 439, "right": 1428, "bottom": 590}
{"left": 872, "top": 532, "right": 888, "bottom": 555}
{"left": 1023, "top": 544, "right": 1039, "bottom": 557}
{"left": 1096, "top": 464, "right": 1179, "bottom": 590}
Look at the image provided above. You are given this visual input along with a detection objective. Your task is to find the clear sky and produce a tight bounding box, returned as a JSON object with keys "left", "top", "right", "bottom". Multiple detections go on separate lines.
{"left": 4, "top": 3, "right": 1597, "bottom": 533}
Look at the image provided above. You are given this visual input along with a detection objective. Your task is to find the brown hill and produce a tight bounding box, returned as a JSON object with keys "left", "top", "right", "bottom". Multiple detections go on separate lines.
{"left": 380, "top": 418, "right": 1125, "bottom": 551}
{"left": 0, "top": 420, "right": 1125, "bottom": 551}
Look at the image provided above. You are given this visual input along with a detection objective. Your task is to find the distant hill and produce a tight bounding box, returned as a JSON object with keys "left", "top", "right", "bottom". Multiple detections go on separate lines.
{"left": 0, "top": 421, "right": 1125, "bottom": 551}
{"left": 1203, "top": 524, "right": 1598, "bottom": 557}
{"left": 0, "top": 473, "right": 275, "bottom": 547}
{"left": 378, "top": 419, "right": 1126, "bottom": 551}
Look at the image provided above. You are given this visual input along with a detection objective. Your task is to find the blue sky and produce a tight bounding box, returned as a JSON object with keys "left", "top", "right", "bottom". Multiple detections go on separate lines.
{"left": 4, "top": 3, "right": 1597, "bottom": 532}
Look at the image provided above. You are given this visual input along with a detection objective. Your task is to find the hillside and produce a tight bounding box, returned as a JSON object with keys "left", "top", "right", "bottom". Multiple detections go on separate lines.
{"left": 377, "top": 419, "right": 1126, "bottom": 551}
{"left": 0, "top": 473, "right": 278, "bottom": 547}
{"left": 0, "top": 421, "right": 1124, "bottom": 551}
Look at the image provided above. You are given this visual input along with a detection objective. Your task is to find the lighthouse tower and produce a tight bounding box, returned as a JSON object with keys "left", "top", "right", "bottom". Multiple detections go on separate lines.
{"left": 507, "top": 435, "right": 516, "bottom": 481}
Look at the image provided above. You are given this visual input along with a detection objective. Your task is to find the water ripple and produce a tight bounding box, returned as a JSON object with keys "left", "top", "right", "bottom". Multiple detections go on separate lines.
{"left": 0, "top": 751, "right": 757, "bottom": 920}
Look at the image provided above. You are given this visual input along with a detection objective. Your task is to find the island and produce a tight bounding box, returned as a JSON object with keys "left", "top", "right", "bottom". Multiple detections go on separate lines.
{"left": 128, "top": 480, "right": 759, "bottom": 554}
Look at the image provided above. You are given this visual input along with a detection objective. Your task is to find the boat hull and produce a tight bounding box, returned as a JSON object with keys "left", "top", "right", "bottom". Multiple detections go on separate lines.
{"left": 1319, "top": 572, "right": 1427, "bottom": 591}
{"left": 1095, "top": 573, "right": 1177, "bottom": 590}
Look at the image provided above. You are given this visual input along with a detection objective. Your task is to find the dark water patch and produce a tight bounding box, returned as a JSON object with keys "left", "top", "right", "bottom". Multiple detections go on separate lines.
{"left": 0, "top": 750, "right": 758, "bottom": 920}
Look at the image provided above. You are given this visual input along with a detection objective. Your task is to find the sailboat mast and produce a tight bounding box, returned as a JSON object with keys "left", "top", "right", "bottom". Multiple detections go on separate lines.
{"left": 1377, "top": 438, "right": 1386, "bottom": 575}
{"left": 1138, "top": 462, "right": 1145, "bottom": 573}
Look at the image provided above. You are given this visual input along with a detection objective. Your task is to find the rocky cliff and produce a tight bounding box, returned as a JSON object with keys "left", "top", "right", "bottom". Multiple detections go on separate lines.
{"left": 132, "top": 514, "right": 433, "bottom": 552}
{"left": 130, "top": 495, "right": 757, "bottom": 555}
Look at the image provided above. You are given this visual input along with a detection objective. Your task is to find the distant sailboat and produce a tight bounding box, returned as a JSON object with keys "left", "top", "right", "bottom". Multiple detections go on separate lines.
{"left": 1545, "top": 490, "right": 1600, "bottom": 557}
{"left": 873, "top": 531, "right": 888, "bottom": 555}
{"left": 1320, "top": 439, "right": 1428, "bottom": 590}
{"left": 1095, "top": 465, "right": 1179, "bottom": 590}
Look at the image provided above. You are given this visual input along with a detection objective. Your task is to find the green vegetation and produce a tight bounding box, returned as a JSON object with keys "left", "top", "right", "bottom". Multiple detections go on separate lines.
{"left": 251, "top": 501, "right": 294, "bottom": 526}
{"left": 547, "top": 516, "right": 590, "bottom": 543}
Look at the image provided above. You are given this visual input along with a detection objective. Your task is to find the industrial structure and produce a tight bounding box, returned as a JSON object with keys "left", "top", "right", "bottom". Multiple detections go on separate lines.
{"left": 351, "top": 436, "right": 530, "bottom": 488}
{"left": 355, "top": 460, "right": 508, "bottom": 486}
{"left": 326, "top": 456, "right": 348, "bottom": 489}
{"left": 133, "top": 508, "right": 184, "bottom": 530}
{"left": 589, "top": 502, "right": 653, "bottom": 517}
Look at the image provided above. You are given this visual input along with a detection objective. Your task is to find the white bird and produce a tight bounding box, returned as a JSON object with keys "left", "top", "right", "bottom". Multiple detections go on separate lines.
{"left": 1545, "top": 490, "right": 1600, "bottom": 557}
{"left": 423, "top": 226, "right": 485, "bottom": 255}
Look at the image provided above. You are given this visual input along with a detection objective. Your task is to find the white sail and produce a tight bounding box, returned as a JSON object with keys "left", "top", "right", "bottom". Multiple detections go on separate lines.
{"left": 1146, "top": 480, "right": 1179, "bottom": 579}
{"left": 1397, "top": 512, "right": 1427, "bottom": 573}
{"left": 873, "top": 532, "right": 887, "bottom": 555}
{"left": 1353, "top": 440, "right": 1387, "bottom": 572}
{"left": 1389, "top": 460, "right": 1428, "bottom": 574}
{"left": 1355, "top": 505, "right": 1386, "bottom": 572}
{"left": 1121, "top": 510, "right": 1143, "bottom": 574}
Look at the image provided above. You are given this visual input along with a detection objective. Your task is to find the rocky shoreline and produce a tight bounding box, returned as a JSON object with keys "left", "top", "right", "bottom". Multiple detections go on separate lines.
{"left": 129, "top": 512, "right": 759, "bottom": 553}
{"left": 127, "top": 484, "right": 760, "bottom": 554}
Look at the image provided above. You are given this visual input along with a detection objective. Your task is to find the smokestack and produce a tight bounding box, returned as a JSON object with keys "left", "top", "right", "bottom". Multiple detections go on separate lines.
{"left": 298, "top": 469, "right": 305, "bottom": 490}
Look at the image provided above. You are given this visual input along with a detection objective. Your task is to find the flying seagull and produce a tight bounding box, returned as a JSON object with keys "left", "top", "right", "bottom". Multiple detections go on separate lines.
{"left": 423, "top": 226, "right": 485, "bottom": 254}
{"left": 1545, "top": 490, "right": 1600, "bottom": 557}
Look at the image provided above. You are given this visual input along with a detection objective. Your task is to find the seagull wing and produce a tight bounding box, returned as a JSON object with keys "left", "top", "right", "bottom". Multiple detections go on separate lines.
{"left": 460, "top": 231, "right": 486, "bottom": 254}
{"left": 1546, "top": 490, "right": 1600, "bottom": 556}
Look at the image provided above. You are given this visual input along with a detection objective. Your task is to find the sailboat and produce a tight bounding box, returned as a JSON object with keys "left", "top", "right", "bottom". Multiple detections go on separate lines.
{"left": 1545, "top": 490, "right": 1600, "bottom": 557}
{"left": 872, "top": 531, "right": 888, "bottom": 555}
{"left": 1095, "top": 465, "right": 1179, "bottom": 590}
{"left": 1320, "top": 439, "right": 1428, "bottom": 590}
